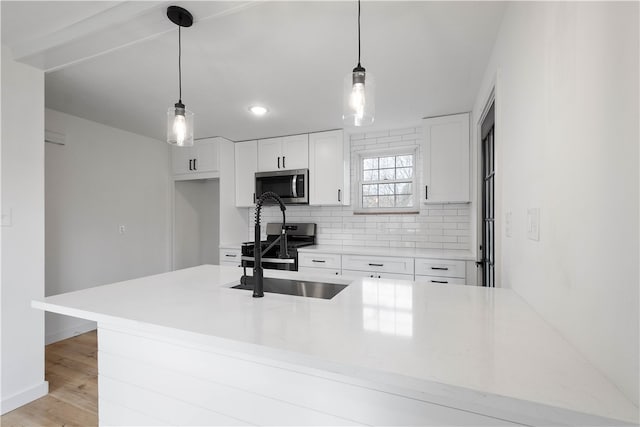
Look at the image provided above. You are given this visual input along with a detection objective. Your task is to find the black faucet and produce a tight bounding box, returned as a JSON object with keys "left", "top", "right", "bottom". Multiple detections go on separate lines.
{"left": 252, "top": 192, "right": 287, "bottom": 298}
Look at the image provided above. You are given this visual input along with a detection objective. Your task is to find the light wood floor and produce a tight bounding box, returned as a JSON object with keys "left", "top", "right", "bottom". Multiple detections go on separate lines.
{"left": 1, "top": 331, "right": 98, "bottom": 427}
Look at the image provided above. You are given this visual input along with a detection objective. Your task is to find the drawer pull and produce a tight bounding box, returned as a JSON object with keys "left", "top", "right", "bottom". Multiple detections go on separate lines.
{"left": 368, "top": 263, "right": 384, "bottom": 267}
{"left": 431, "top": 267, "right": 449, "bottom": 271}
{"left": 311, "top": 259, "right": 326, "bottom": 263}
{"left": 431, "top": 280, "right": 448, "bottom": 284}
{"left": 225, "top": 254, "right": 237, "bottom": 258}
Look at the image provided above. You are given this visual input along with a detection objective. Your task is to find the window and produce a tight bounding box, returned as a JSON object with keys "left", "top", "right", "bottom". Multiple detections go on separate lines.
{"left": 356, "top": 147, "right": 418, "bottom": 213}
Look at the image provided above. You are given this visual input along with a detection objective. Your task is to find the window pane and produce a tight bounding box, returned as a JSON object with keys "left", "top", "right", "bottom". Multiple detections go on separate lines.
{"left": 379, "top": 183, "right": 394, "bottom": 195}
{"left": 396, "top": 167, "right": 413, "bottom": 179}
{"left": 379, "top": 156, "right": 395, "bottom": 168}
{"left": 362, "top": 196, "right": 378, "bottom": 208}
{"left": 363, "top": 170, "right": 379, "bottom": 181}
{"left": 395, "top": 182, "right": 412, "bottom": 195}
{"left": 362, "top": 184, "right": 378, "bottom": 196}
{"left": 363, "top": 158, "right": 378, "bottom": 170}
{"left": 379, "top": 168, "right": 395, "bottom": 180}
{"left": 379, "top": 196, "right": 394, "bottom": 207}
{"left": 396, "top": 155, "right": 413, "bottom": 167}
{"left": 396, "top": 194, "right": 413, "bottom": 207}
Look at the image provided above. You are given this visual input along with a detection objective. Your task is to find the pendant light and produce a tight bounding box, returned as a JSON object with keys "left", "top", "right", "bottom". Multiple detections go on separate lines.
{"left": 166, "top": 6, "right": 194, "bottom": 147}
{"left": 343, "top": 0, "right": 375, "bottom": 127}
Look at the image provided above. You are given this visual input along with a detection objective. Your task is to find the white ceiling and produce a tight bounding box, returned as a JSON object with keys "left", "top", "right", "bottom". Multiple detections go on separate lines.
{"left": 2, "top": 1, "right": 506, "bottom": 142}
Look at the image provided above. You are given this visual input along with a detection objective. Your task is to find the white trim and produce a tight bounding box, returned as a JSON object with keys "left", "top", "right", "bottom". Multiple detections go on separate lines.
{"left": 1, "top": 381, "right": 49, "bottom": 415}
{"left": 45, "top": 319, "right": 96, "bottom": 345}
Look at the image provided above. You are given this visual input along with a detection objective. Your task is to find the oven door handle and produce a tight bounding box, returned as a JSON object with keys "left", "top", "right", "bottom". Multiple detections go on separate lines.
{"left": 241, "top": 256, "right": 295, "bottom": 264}
{"left": 292, "top": 175, "right": 298, "bottom": 198}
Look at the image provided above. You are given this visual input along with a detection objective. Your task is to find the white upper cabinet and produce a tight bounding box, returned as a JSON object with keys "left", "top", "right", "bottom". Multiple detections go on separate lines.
{"left": 422, "top": 113, "right": 470, "bottom": 203}
{"left": 309, "top": 130, "right": 349, "bottom": 206}
{"left": 172, "top": 138, "right": 220, "bottom": 176}
{"left": 234, "top": 140, "right": 258, "bottom": 207}
{"left": 257, "top": 134, "right": 308, "bottom": 172}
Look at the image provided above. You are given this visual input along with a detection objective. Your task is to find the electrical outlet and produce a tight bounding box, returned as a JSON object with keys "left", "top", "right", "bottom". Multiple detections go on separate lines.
{"left": 1, "top": 208, "right": 12, "bottom": 227}
{"left": 527, "top": 208, "right": 540, "bottom": 241}
{"left": 118, "top": 225, "right": 126, "bottom": 234}
{"left": 505, "top": 211, "right": 512, "bottom": 237}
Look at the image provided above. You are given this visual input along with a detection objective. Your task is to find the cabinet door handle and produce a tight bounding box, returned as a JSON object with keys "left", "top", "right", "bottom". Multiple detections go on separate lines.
{"left": 431, "top": 267, "right": 449, "bottom": 271}
{"left": 338, "top": 189, "right": 341, "bottom": 202}
{"left": 311, "top": 259, "right": 326, "bottom": 263}
{"left": 425, "top": 185, "right": 428, "bottom": 200}
{"left": 193, "top": 158, "right": 197, "bottom": 171}
{"left": 253, "top": 193, "right": 256, "bottom": 204}
{"left": 189, "top": 159, "right": 193, "bottom": 171}
{"left": 277, "top": 157, "right": 280, "bottom": 169}
{"left": 225, "top": 254, "right": 237, "bottom": 258}
{"left": 431, "top": 280, "right": 448, "bottom": 284}
{"left": 368, "top": 263, "right": 383, "bottom": 267}
{"left": 283, "top": 156, "right": 286, "bottom": 168}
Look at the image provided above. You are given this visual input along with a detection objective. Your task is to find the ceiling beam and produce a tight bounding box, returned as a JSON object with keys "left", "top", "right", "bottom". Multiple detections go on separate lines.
{"left": 8, "top": 1, "right": 257, "bottom": 72}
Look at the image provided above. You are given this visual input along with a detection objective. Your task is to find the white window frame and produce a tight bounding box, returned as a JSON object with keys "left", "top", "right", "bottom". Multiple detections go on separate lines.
{"left": 354, "top": 145, "right": 419, "bottom": 214}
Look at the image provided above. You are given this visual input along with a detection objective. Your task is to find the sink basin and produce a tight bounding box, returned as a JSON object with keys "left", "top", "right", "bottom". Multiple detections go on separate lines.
{"left": 231, "top": 276, "right": 348, "bottom": 300}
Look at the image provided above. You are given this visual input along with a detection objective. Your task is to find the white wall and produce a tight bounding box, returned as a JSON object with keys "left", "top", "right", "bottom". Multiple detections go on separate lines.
{"left": 174, "top": 179, "right": 220, "bottom": 270}
{"left": 1, "top": 48, "right": 48, "bottom": 414}
{"left": 44, "top": 109, "right": 171, "bottom": 344}
{"left": 472, "top": 2, "right": 639, "bottom": 408}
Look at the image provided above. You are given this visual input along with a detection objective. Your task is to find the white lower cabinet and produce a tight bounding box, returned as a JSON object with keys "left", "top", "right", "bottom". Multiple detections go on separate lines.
{"left": 298, "top": 252, "right": 341, "bottom": 277}
{"left": 298, "top": 266, "right": 341, "bottom": 277}
{"left": 342, "top": 254, "right": 414, "bottom": 276}
{"left": 297, "top": 251, "right": 470, "bottom": 284}
{"left": 415, "top": 258, "right": 465, "bottom": 285}
{"left": 342, "top": 269, "right": 414, "bottom": 280}
{"left": 415, "top": 275, "right": 465, "bottom": 285}
{"left": 219, "top": 248, "right": 241, "bottom": 267}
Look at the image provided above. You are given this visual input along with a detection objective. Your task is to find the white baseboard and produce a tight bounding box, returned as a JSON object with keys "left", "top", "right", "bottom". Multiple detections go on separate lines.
{"left": 45, "top": 320, "right": 97, "bottom": 345}
{"left": 1, "top": 381, "right": 49, "bottom": 415}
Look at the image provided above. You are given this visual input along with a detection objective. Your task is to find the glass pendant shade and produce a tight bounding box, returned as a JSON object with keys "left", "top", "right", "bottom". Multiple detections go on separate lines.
{"left": 167, "top": 103, "right": 194, "bottom": 147}
{"left": 343, "top": 68, "right": 375, "bottom": 127}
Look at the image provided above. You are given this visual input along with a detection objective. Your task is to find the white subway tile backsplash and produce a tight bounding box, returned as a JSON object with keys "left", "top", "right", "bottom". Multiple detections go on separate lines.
{"left": 365, "top": 130, "right": 389, "bottom": 139}
{"left": 250, "top": 125, "right": 471, "bottom": 249}
{"left": 390, "top": 127, "right": 416, "bottom": 136}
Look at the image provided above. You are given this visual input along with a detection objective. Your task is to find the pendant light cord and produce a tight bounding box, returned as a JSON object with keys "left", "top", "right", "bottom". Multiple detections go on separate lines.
{"left": 357, "top": 0, "right": 361, "bottom": 66}
{"left": 178, "top": 25, "right": 182, "bottom": 103}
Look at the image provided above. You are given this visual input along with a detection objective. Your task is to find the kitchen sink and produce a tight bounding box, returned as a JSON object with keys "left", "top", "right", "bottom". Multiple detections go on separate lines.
{"left": 231, "top": 276, "right": 348, "bottom": 300}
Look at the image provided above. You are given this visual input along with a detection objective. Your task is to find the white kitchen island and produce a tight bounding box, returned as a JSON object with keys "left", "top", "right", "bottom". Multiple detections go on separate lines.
{"left": 33, "top": 265, "right": 637, "bottom": 426}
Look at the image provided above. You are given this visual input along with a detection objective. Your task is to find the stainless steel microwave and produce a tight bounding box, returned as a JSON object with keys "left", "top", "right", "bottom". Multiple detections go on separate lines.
{"left": 255, "top": 169, "right": 309, "bottom": 205}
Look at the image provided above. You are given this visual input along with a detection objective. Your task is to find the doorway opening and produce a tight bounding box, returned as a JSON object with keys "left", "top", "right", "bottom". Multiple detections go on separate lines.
{"left": 173, "top": 179, "right": 220, "bottom": 270}
{"left": 480, "top": 101, "right": 495, "bottom": 287}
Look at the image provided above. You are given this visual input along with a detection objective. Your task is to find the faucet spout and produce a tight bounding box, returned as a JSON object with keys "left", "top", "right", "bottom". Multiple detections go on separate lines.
{"left": 252, "top": 192, "right": 287, "bottom": 298}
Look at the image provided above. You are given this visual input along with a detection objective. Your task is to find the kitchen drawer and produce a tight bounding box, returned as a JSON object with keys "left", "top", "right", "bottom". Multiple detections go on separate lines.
{"left": 220, "top": 261, "right": 241, "bottom": 268}
{"left": 414, "top": 258, "right": 465, "bottom": 278}
{"left": 298, "top": 266, "right": 341, "bottom": 277}
{"left": 219, "top": 248, "right": 241, "bottom": 265}
{"left": 298, "top": 252, "right": 341, "bottom": 269}
{"left": 415, "top": 275, "right": 465, "bottom": 286}
{"left": 342, "top": 255, "right": 414, "bottom": 275}
{"left": 342, "top": 270, "right": 414, "bottom": 281}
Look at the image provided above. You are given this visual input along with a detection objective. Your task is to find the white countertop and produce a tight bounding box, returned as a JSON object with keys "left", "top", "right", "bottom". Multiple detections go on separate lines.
{"left": 298, "top": 244, "right": 475, "bottom": 260}
{"left": 33, "top": 265, "right": 637, "bottom": 424}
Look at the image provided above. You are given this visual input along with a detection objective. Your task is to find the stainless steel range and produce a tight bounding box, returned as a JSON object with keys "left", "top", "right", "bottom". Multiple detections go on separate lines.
{"left": 240, "top": 223, "right": 316, "bottom": 271}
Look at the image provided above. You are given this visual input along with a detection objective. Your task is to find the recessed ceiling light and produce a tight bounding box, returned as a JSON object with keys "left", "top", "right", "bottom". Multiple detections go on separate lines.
{"left": 249, "top": 105, "right": 268, "bottom": 116}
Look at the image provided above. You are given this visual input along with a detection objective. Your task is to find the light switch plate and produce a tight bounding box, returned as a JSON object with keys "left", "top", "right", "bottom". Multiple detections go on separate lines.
{"left": 527, "top": 208, "right": 540, "bottom": 241}
{"left": 1, "top": 208, "right": 12, "bottom": 227}
{"left": 505, "top": 211, "right": 512, "bottom": 237}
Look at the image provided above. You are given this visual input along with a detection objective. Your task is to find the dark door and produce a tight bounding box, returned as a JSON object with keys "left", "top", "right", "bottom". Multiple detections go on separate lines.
{"left": 480, "top": 102, "right": 495, "bottom": 287}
